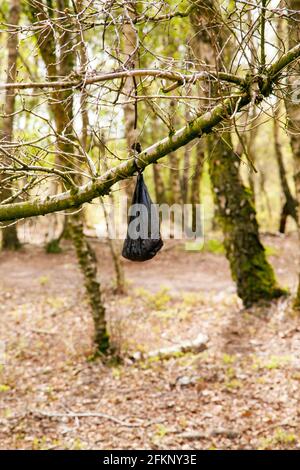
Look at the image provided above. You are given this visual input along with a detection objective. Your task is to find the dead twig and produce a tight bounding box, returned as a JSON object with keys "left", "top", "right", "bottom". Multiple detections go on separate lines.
{"left": 29, "top": 409, "right": 155, "bottom": 428}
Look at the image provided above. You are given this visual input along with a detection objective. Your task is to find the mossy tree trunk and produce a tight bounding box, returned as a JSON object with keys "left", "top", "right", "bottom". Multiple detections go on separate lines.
{"left": 59, "top": 0, "right": 109, "bottom": 353}
{"left": 25, "top": 0, "right": 70, "bottom": 250}
{"left": 1, "top": 0, "right": 21, "bottom": 250}
{"left": 285, "top": 0, "right": 300, "bottom": 306}
{"left": 27, "top": 0, "right": 109, "bottom": 352}
{"left": 191, "top": 0, "right": 285, "bottom": 306}
{"left": 208, "top": 133, "right": 285, "bottom": 306}
{"left": 69, "top": 212, "right": 109, "bottom": 352}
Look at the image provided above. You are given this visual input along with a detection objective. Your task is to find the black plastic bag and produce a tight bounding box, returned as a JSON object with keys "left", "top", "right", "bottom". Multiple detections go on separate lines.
{"left": 122, "top": 173, "right": 163, "bottom": 261}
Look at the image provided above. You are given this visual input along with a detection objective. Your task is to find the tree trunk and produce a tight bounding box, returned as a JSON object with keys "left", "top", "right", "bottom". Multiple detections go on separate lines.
{"left": 1, "top": 0, "right": 21, "bottom": 250}
{"left": 273, "top": 104, "right": 297, "bottom": 233}
{"left": 208, "top": 133, "right": 285, "bottom": 306}
{"left": 60, "top": 0, "right": 109, "bottom": 352}
{"left": 285, "top": 0, "right": 300, "bottom": 306}
{"left": 168, "top": 100, "right": 182, "bottom": 204}
{"left": 168, "top": 152, "right": 182, "bottom": 204}
{"left": 100, "top": 144, "right": 126, "bottom": 295}
{"left": 122, "top": 1, "right": 138, "bottom": 199}
{"left": 190, "top": 141, "right": 204, "bottom": 233}
{"left": 102, "top": 200, "right": 125, "bottom": 294}
{"left": 191, "top": 0, "right": 285, "bottom": 306}
{"left": 25, "top": 0, "right": 70, "bottom": 250}
{"left": 153, "top": 164, "right": 166, "bottom": 204}
{"left": 69, "top": 213, "right": 108, "bottom": 352}
{"left": 27, "top": 0, "right": 109, "bottom": 352}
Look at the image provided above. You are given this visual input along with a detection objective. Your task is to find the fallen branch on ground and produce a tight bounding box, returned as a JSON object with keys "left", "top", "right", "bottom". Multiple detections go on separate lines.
{"left": 130, "top": 333, "right": 209, "bottom": 362}
{"left": 29, "top": 409, "right": 153, "bottom": 428}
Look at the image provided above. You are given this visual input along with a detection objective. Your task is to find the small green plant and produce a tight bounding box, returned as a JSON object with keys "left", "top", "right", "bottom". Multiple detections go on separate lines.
{"left": 265, "top": 245, "right": 279, "bottom": 257}
{"left": 222, "top": 353, "right": 236, "bottom": 365}
{"left": 154, "top": 424, "right": 168, "bottom": 439}
{"left": 0, "top": 384, "right": 10, "bottom": 393}
{"left": 39, "top": 275, "right": 50, "bottom": 286}
{"left": 182, "top": 292, "right": 206, "bottom": 307}
{"left": 225, "top": 379, "right": 242, "bottom": 389}
{"left": 32, "top": 436, "right": 48, "bottom": 450}
{"left": 253, "top": 355, "right": 292, "bottom": 370}
{"left": 136, "top": 287, "right": 171, "bottom": 310}
{"left": 225, "top": 366, "right": 236, "bottom": 379}
{"left": 112, "top": 367, "right": 122, "bottom": 379}
{"left": 46, "top": 297, "right": 64, "bottom": 309}
{"left": 72, "top": 438, "right": 83, "bottom": 450}
{"left": 204, "top": 239, "right": 225, "bottom": 255}
{"left": 45, "top": 239, "right": 62, "bottom": 254}
{"left": 259, "top": 429, "right": 297, "bottom": 449}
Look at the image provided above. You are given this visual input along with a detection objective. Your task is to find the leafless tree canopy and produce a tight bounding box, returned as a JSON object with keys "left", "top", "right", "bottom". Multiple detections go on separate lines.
{"left": 0, "top": 0, "right": 299, "bottom": 221}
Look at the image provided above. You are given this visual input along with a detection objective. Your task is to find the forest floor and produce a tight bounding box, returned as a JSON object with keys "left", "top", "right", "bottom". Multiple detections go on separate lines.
{"left": 0, "top": 232, "right": 300, "bottom": 450}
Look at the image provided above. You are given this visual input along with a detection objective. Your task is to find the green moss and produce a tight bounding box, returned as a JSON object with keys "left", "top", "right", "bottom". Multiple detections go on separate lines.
{"left": 204, "top": 238, "right": 225, "bottom": 255}
{"left": 208, "top": 132, "right": 286, "bottom": 307}
{"left": 229, "top": 247, "right": 288, "bottom": 307}
{"left": 96, "top": 330, "right": 110, "bottom": 355}
{"left": 45, "top": 239, "right": 62, "bottom": 254}
{"left": 265, "top": 245, "right": 279, "bottom": 257}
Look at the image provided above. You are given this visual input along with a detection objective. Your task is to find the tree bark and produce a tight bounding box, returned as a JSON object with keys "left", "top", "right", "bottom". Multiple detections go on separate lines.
{"left": 208, "top": 133, "right": 285, "bottom": 306}
{"left": 26, "top": 0, "right": 109, "bottom": 353}
{"left": 0, "top": 0, "right": 21, "bottom": 250}
{"left": 122, "top": 1, "right": 138, "bottom": 199}
{"left": 168, "top": 100, "right": 182, "bottom": 204}
{"left": 285, "top": 0, "right": 300, "bottom": 306}
{"left": 273, "top": 104, "right": 297, "bottom": 233}
{"left": 69, "top": 212, "right": 108, "bottom": 352}
{"left": 153, "top": 164, "right": 166, "bottom": 204}
{"left": 190, "top": 141, "right": 204, "bottom": 233}
{"left": 168, "top": 152, "right": 182, "bottom": 204}
{"left": 191, "top": 0, "right": 285, "bottom": 306}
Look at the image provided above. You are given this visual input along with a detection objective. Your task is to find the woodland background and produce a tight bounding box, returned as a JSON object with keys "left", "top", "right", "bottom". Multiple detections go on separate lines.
{"left": 0, "top": 0, "right": 300, "bottom": 450}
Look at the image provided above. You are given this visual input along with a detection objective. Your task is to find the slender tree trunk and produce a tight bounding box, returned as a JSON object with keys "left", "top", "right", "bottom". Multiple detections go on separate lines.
{"left": 285, "top": 0, "right": 300, "bottom": 306}
{"left": 181, "top": 98, "right": 193, "bottom": 204}
{"left": 190, "top": 141, "right": 204, "bottom": 232}
{"left": 100, "top": 143, "right": 126, "bottom": 295}
{"left": 27, "top": 0, "right": 109, "bottom": 352}
{"left": 245, "top": 106, "right": 258, "bottom": 202}
{"left": 168, "top": 100, "right": 182, "bottom": 204}
{"left": 59, "top": 0, "right": 109, "bottom": 352}
{"left": 191, "top": 0, "right": 285, "bottom": 306}
{"left": 102, "top": 200, "right": 125, "bottom": 294}
{"left": 273, "top": 104, "right": 297, "bottom": 233}
{"left": 76, "top": 5, "right": 125, "bottom": 295}
{"left": 69, "top": 212, "right": 108, "bottom": 352}
{"left": 153, "top": 164, "right": 166, "bottom": 204}
{"left": 168, "top": 152, "right": 182, "bottom": 204}
{"left": 122, "top": 1, "right": 138, "bottom": 199}
{"left": 25, "top": 0, "right": 69, "bottom": 249}
{"left": 0, "top": 0, "right": 21, "bottom": 250}
{"left": 182, "top": 145, "right": 191, "bottom": 204}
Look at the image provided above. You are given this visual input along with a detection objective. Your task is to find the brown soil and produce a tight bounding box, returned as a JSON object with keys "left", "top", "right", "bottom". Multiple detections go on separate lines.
{"left": 0, "top": 233, "right": 300, "bottom": 450}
